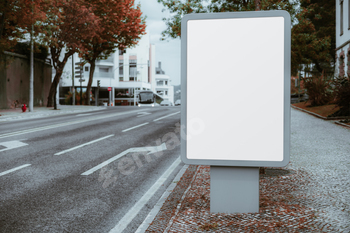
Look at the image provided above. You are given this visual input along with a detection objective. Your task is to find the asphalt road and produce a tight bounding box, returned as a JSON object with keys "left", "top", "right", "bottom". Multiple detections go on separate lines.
{"left": 0, "top": 106, "right": 183, "bottom": 233}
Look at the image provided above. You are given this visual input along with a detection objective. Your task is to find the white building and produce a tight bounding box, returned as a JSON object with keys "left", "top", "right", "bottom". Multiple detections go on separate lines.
{"left": 152, "top": 62, "right": 174, "bottom": 104}
{"left": 335, "top": 0, "right": 350, "bottom": 77}
{"left": 58, "top": 32, "right": 173, "bottom": 106}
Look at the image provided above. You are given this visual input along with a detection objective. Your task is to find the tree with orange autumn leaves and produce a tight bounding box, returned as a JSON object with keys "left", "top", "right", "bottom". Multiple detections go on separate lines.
{"left": 80, "top": 0, "right": 146, "bottom": 105}
{"left": 1, "top": 0, "right": 146, "bottom": 107}
{"left": 0, "top": 0, "right": 48, "bottom": 55}
{"left": 43, "top": 0, "right": 102, "bottom": 108}
{"left": 45, "top": 0, "right": 146, "bottom": 107}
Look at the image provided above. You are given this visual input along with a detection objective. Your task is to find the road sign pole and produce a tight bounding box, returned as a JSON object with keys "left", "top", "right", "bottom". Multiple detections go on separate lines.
{"left": 72, "top": 56, "right": 75, "bottom": 105}
{"left": 210, "top": 166, "right": 259, "bottom": 213}
{"left": 80, "top": 68, "right": 82, "bottom": 105}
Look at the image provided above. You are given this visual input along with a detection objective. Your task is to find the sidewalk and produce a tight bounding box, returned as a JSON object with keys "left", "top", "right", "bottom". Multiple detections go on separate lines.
{"left": 139, "top": 108, "right": 350, "bottom": 233}
{"left": 0, "top": 105, "right": 107, "bottom": 122}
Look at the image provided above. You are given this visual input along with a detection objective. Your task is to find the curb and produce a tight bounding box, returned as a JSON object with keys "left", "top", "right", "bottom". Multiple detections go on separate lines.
{"left": 291, "top": 105, "right": 346, "bottom": 120}
{"left": 334, "top": 121, "right": 350, "bottom": 128}
{"left": 135, "top": 164, "right": 189, "bottom": 233}
{"left": 0, "top": 106, "right": 107, "bottom": 122}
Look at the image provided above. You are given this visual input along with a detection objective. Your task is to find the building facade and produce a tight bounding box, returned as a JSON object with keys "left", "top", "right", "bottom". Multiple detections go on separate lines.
{"left": 152, "top": 62, "right": 174, "bottom": 104}
{"left": 335, "top": 0, "right": 350, "bottom": 77}
{"left": 58, "top": 32, "right": 173, "bottom": 106}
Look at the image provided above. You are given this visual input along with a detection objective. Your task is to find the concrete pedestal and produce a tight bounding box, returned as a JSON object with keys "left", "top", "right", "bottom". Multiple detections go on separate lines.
{"left": 210, "top": 166, "right": 259, "bottom": 214}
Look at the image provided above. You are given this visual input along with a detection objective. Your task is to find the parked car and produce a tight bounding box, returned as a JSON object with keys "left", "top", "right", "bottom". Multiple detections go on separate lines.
{"left": 160, "top": 100, "right": 173, "bottom": 106}
{"left": 175, "top": 100, "right": 181, "bottom": 106}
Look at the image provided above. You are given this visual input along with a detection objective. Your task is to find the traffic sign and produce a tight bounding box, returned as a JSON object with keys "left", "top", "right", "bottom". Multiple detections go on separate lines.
{"left": 79, "top": 79, "right": 85, "bottom": 82}
{"left": 108, "top": 87, "right": 112, "bottom": 91}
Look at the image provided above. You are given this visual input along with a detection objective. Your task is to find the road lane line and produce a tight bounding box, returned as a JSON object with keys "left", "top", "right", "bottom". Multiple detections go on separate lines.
{"left": 122, "top": 122, "right": 149, "bottom": 132}
{"left": 0, "top": 164, "right": 31, "bottom": 177}
{"left": 54, "top": 134, "right": 114, "bottom": 155}
{"left": 109, "top": 157, "right": 181, "bottom": 233}
{"left": 81, "top": 143, "right": 167, "bottom": 176}
{"left": 0, "top": 109, "right": 142, "bottom": 139}
{"left": 76, "top": 113, "right": 94, "bottom": 116}
{"left": 153, "top": 111, "right": 180, "bottom": 122}
{"left": 81, "top": 149, "right": 131, "bottom": 176}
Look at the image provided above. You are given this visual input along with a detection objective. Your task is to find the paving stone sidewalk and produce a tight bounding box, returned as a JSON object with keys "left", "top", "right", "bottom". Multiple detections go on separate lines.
{"left": 143, "top": 108, "right": 350, "bottom": 232}
{"left": 0, "top": 105, "right": 106, "bottom": 122}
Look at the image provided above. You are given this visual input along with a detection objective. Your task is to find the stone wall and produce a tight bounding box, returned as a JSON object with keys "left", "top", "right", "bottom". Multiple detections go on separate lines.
{"left": 0, "top": 52, "right": 52, "bottom": 109}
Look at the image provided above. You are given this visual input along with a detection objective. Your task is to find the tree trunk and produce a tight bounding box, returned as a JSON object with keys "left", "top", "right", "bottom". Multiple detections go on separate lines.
{"left": 85, "top": 60, "right": 96, "bottom": 105}
{"left": 47, "top": 70, "right": 62, "bottom": 107}
{"left": 47, "top": 49, "right": 74, "bottom": 107}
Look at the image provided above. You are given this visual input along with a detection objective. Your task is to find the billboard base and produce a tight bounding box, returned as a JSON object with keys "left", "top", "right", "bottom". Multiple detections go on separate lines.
{"left": 210, "top": 166, "right": 259, "bottom": 214}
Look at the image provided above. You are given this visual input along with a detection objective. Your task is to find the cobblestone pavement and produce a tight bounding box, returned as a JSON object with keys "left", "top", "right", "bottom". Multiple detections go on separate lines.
{"left": 144, "top": 108, "right": 350, "bottom": 232}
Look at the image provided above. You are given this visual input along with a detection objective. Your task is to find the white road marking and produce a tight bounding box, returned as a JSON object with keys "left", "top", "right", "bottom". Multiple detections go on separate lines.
{"left": 0, "top": 140, "right": 28, "bottom": 152}
{"left": 0, "top": 164, "right": 31, "bottom": 177}
{"left": 137, "top": 112, "right": 151, "bottom": 117}
{"left": 76, "top": 113, "right": 94, "bottom": 116}
{"left": 0, "top": 109, "right": 141, "bottom": 139}
{"left": 81, "top": 143, "right": 167, "bottom": 176}
{"left": 108, "top": 157, "right": 181, "bottom": 233}
{"left": 54, "top": 134, "right": 114, "bottom": 155}
{"left": 153, "top": 111, "right": 180, "bottom": 122}
{"left": 122, "top": 122, "right": 149, "bottom": 132}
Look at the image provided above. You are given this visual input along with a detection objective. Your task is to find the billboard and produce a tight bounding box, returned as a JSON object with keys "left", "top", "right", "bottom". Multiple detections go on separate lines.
{"left": 181, "top": 10, "right": 291, "bottom": 167}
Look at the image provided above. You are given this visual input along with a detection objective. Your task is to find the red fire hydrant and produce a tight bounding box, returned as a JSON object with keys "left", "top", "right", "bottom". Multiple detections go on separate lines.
{"left": 22, "top": 104, "right": 27, "bottom": 112}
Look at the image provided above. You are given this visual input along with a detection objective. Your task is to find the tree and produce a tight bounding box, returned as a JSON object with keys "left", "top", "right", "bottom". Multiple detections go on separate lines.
{"left": 80, "top": 0, "right": 146, "bottom": 105}
{"left": 0, "top": 0, "right": 47, "bottom": 54}
{"left": 291, "top": 0, "right": 335, "bottom": 75}
{"left": 157, "top": 0, "right": 297, "bottom": 40}
{"left": 43, "top": 0, "right": 100, "bottom": 108}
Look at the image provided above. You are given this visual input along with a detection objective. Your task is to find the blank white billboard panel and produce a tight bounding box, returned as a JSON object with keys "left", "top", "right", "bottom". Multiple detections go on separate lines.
{"left": 181, "top": 11, "right": 291, "bottom": 167}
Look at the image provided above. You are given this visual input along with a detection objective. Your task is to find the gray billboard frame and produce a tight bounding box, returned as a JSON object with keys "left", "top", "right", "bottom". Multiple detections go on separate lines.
{"left": 181, "top": 10, "right": 291, "bottom": 168}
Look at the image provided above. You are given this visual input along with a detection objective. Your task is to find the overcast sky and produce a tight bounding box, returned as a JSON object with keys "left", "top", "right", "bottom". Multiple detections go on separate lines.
{"left": 137, "top": 0, "right": 181, "bottom": 86}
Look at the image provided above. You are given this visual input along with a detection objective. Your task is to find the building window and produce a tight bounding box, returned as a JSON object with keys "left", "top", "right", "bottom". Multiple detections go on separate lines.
{"left": 157, "top": 80, "right": 163, "bottom": 86}
{"left": 341, "top": 0, "right": 344, "bottom": 35}
{"left": 119, "top": 77, "right": 123, "bottom": 81}
{"left": 99, "top": 67, "right": 109, "bottom": 73}
{"left": 339, "top": 50, "right": 345, "bottom": 77}
{"left": 85, "top": 66, "right": 89, "bottom": 72}
{"left": 165, "top": 91, "right": 168, "bottom": 95}
{"left": 165, "top": 81, "right": 168, "bottom": 85}
{"left": 118, "top": 50, "right": 126, "bottom": 55}
{"left": 119, "top": 62, "right": 123, "bottom": 75}
{"left": 157, "top": 91, "right": 163, "bottom": 95}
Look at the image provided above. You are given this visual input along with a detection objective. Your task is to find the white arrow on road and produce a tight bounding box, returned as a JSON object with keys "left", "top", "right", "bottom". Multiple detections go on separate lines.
{"left": 81, "top": 143, "right": 167, "bottom": 176}
{"left": 137, "top": 112, "right": 151, "bottom": 117}
{"left": 0, "top": 140, "right": 28, "bottom": 153}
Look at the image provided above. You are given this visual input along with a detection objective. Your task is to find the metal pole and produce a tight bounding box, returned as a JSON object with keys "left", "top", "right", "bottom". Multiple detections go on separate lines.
{"left": 80, "top": 68, "right": 82, "bottom": 105}
{"left": 29, "top": 0, "right": 34, "bottom": 112}
{"left": 72, "top": 55, "right": 75, "bottom": 105}
{"left": 298, "top": 72, "right": 301, "bottom": 102}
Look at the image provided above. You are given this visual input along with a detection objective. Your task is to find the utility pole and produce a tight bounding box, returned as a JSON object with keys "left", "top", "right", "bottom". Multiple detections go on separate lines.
{"left": 29, "top": 0, "right": 34, "bottom": 112}
{"left": 72, "top": 55, "right": 75, "bottom": 105}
